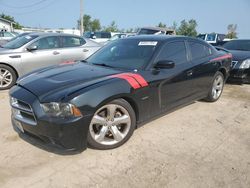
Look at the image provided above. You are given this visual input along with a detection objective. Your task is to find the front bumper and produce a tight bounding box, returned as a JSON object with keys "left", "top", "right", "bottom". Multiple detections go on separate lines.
{"left": 228, "top": 68, "right": 250, "bottom": 84}
{"left": 10, "top": 85, "right": 92, "bottom": 152}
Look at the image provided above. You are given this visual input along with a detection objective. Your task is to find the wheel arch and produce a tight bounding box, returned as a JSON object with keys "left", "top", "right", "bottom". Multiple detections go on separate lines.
{"left": 218, "top": 67, "right": 227, "bottom": 80}
{"left": 0, "top": 62, "right": 19, "bottom": 78}
{"left": 96, "top": 95, "right": 139, "bottom": 125}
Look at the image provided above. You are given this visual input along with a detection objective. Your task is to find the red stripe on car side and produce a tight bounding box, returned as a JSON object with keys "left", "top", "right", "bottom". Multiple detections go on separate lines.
{"left": 110, "top": 74, "right": 141, "bottom": 89}
{"left": 60, "top": 60, "right": 75, "bottom": 65}
{"left": 126, "top": 73, "right": 149, "bottom": 87}
{"left": 210, "top": 54, "right": 232, "bottom": 62}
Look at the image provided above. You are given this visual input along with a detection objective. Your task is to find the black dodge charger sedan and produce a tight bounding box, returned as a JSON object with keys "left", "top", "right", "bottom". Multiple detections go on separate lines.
{"left": 223, "top": 39, "right": 250, "bottom": 83}
{"left": 10, "top": 36, "right": 232, "bottom": 151}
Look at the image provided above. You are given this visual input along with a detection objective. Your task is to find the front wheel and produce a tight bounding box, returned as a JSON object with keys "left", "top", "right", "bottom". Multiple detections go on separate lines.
{"left": 87, "top": 99, "right": 136, "bottom": 150}
{"left": 205, "top": 72, "right": 225, "bottom": 102}
{"left": 0, "top": 64, "right": 17, "bottom": 90}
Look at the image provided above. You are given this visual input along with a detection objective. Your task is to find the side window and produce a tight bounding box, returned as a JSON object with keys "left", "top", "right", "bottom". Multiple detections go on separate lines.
{"left": 62, "top": 36, "right": 86, "bottom": 47}
{"left": 31, "top": 36, "right": 59, "bottom": 50}
{"left": 157, "top": 41, "right": 187, "bottom": 64}
{"left": 189, "top": 42, "right": 210, "bottom": 60}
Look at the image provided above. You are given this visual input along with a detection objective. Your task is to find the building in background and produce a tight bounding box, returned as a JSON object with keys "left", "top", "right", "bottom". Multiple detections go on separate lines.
{"left": 0, "top": 17, "right": 15, "bottom": 32}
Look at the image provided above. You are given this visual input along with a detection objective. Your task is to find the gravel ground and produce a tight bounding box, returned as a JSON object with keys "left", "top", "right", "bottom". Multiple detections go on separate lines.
{"left": 0, "top": 84, "right": 249, "bottom": 188}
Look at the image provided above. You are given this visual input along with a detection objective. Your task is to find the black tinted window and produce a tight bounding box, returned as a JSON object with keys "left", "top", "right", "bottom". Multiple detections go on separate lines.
{"left": 223, "top": 40, "right": 250, "bottom": 51}
{"left": 87, "top": 39, "right": 157, "bottom": 70}
{"left": 157, "top": 41, "right": 187, "bottom": 64}
{"left": 189, "top": 42, "right": 210, "bottom": 60}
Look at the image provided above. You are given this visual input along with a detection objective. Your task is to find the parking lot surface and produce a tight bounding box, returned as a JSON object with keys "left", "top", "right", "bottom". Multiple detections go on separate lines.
{"left": 0, "top": 84, "right": 250, "bottom": 188}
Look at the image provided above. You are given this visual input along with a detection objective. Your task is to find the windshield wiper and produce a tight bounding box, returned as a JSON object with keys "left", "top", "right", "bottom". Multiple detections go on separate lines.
{"left": 233, "top": 48, "right": 249, "bottom": 51}
{"left": 92, "top": 63, "right": 114, "bottom": 68}
{"left": 80, "top": 59, "right": 88, "bottom": 63}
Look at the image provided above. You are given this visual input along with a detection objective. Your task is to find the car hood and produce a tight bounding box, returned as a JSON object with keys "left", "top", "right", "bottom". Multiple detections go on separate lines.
{"left": 0, "top": 47, "right": 20, "bottom": 55}
{"left": 228, "top": 50, "right": 250, "bottom": 61}
{"left": 17, "top": 62, "right": 122, "bottom": 102}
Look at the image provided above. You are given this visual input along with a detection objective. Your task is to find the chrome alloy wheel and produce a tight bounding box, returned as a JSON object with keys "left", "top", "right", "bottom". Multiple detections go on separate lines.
{"left": 89, "top": 104, "right": 131, "bottom": 146}
{"left": 212, "top": 74, "right": 224, "bottom": 100}
{"left": 0, "top": 68, "right": 13, "bottom": 88}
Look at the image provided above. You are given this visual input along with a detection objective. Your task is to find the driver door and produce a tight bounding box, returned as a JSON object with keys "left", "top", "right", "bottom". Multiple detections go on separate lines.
{"left": 153, "top": 40, "right": 195, "bottom": 111}
{"left": 20, "top": 36, "right": 62, "bottom": 75}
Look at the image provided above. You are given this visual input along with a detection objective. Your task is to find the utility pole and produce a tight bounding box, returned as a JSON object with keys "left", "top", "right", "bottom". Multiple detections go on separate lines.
{"left": 80, "top": 0, "right": 84, "bottom": 36}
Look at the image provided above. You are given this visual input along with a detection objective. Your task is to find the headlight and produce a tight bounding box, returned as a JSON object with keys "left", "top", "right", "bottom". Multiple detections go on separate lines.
{"left": 41, "top": 102, "right": 82, "bottom": 118}
{"left": 239, "top": 59, "right": 250, "bottom": 69}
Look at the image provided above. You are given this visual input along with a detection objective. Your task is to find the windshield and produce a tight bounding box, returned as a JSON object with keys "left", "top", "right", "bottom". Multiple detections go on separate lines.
{"left": 87, "top": 39, "right": 158, "bottom": 70}
{"left": 223, "top": 40, "right": 250, "bottom": 51}
{"left": 2, "top": 35, "right": 38, "bottom": 49}
{"left": 206, "top": 34, "right": 216, "bottom": 41}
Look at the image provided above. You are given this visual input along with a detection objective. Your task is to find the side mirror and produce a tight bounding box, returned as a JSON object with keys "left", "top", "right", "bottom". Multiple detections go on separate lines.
{"left": 154, "top": 60, "right": 175, "bottom": 69}
{"left": 27, "top": 45, "right": 38, "bottom": 51}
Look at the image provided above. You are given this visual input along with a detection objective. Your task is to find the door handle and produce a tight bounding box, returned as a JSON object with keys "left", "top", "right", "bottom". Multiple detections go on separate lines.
{"left": 53, "top": 51, "right": 60, "bottom": 55}
{"left": 187, "top": 70, "right": 193, "bottom": 76}
{"left": 83, "top": 49, "right": 89, "bottom": 52}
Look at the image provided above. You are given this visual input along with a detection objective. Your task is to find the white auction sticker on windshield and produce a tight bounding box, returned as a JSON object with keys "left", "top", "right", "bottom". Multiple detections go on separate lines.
{"left": 138, "top": 41, "right": 158, "bottom": 46}
{"left": 25, "top": 36, "right": 32, "bottom": 39}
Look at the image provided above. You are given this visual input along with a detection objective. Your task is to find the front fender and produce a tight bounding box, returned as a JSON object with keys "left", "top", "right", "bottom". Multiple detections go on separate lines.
{"left": 69, "top": 79, "right": 135, "bottom": 116}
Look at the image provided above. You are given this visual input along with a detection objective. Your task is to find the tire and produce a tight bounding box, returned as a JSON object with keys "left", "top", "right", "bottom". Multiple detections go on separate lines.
{"left": 205, "top": 71, "right": 225, "bottom": 102}
{"left": 87, "top": 99, "right": 136, "bottom": 150}
{"left": 0, "top": 64, "right": 17, "bottom": 90}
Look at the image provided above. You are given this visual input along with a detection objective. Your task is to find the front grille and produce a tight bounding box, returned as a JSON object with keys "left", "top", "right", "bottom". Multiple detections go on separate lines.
{"left": 231, "top": 61, "right": 238, "bottom": 68}
{"left": 11, "top": 97, "right": 37, "bottom": 126}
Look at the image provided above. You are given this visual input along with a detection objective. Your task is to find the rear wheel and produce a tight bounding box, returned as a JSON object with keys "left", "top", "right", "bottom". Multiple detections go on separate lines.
{"left": 87, "top": 99, "right": 136, "bottom": 149}
{"left": 0, "top": 64, "right": 17, "bottom": 90}
{"left": 205, "top": 72, "right": 225, "bottom": 102}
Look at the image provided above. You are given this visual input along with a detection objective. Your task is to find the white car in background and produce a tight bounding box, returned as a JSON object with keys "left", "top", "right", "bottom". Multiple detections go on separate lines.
{"left": 0, "top": 32, "right": 102, "bottom": 89}
{"left": 83, "top": 31, "right": 112, "bottom": 43}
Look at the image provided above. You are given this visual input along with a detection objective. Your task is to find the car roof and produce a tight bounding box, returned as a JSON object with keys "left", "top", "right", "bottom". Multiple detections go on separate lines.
{"left": 122, "top": 35, "right": 194, "bottom": 42}
{"left": 26, "top": 32, "right": 82, "bottom": 38}
{"left": 140, "top": 26, "right": 175, "bottom": 32}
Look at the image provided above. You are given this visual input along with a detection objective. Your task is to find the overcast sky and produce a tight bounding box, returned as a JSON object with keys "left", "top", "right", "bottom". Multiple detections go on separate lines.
{"left": 1, "top": 0, "right": 250, "bottom": 38}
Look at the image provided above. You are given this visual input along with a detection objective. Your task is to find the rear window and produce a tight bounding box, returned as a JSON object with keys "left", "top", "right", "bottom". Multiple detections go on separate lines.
{"left": 62, "top": 36, "right": 86, "bottom": 47}
{"left": 189, "top": 42, "right": 211, "bottom": 60}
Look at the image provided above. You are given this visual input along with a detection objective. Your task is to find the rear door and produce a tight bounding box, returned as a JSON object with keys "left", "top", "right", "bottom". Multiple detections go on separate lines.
{"left": 187, "top": 40, "right": 216, "bottom": 97}
{"left": 60, "top": 36, "right": 90, "bottom": 61}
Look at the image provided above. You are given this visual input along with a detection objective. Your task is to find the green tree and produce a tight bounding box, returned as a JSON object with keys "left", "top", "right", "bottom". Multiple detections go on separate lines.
{"left": 226, "top": 24, "right": 237, "bottom": 39}
{"left": 103, "top": 21, "right": 119, "bottom": 32}
{"left": 91, "top": 19, "right": 101, "bottom": 31}
{"left": 157, "top": 22, "right": 166, "bottom": 28}
{"left": 0, "top": 13, "right": 22, "bottom": 29}
{"left": 82, "top": 15, "right": 92, "bottom": 31}
{"left": 77, "top": 14, "right": 101, "bottom": 32}
{"left": 176, "top": 19, "right": 198, "bottom": 37}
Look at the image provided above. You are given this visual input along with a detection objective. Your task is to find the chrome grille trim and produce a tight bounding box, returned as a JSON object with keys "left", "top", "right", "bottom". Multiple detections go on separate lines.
{"left": 11, "top": 98, "right": 37, "bottom": 126}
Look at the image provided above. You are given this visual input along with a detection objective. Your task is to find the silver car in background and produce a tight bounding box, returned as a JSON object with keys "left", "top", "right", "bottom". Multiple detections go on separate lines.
{"left": 0, "top": 32, "right": 102, "bottom": 89}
